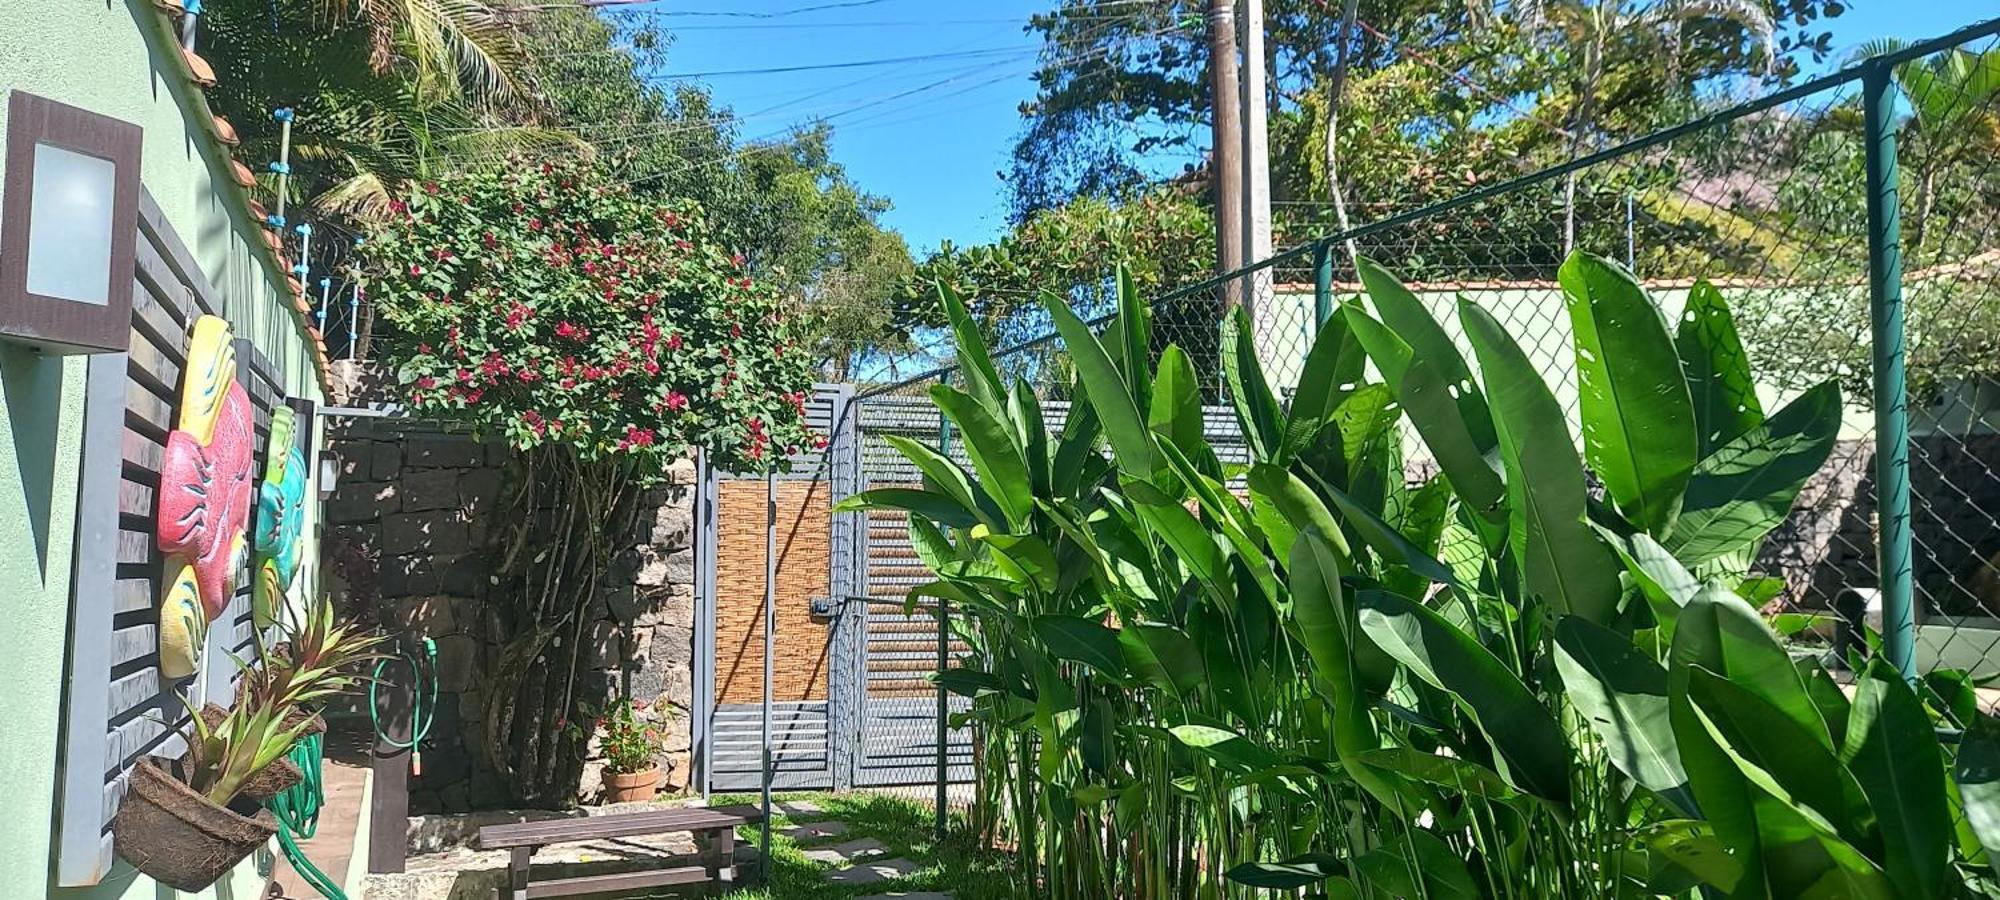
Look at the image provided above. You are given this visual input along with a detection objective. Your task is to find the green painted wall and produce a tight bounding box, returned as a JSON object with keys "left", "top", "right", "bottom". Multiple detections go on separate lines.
{"left": 0, "top": 2, "right": 325, "bottom": 896}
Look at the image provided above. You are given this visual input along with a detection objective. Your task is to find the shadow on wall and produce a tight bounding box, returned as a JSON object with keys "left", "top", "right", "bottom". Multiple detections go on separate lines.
{"left": 1, "top": 346, "right": 70, "bottom": 575}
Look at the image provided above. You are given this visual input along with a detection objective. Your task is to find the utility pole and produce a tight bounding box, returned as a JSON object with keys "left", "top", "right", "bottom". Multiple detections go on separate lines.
{"left": 1207, "top": 0, "right": 1246, "bottom": 308}
{"left": 1241, "top": 0, "right": 1274, "bottom": 329}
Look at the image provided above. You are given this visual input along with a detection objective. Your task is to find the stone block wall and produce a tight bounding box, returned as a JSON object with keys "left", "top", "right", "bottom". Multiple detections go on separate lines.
{"left": 321, "top": 417, "right": 698, "bottom": 812}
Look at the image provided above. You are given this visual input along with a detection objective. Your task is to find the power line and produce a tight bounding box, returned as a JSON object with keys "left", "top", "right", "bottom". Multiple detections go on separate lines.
{"left": 657, "top": 45, "right": 1030, "bottom": 79}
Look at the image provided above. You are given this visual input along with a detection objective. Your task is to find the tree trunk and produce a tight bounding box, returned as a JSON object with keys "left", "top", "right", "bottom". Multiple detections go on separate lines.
{"left": 1325, "top": 0, "right": 1362, "bottom": 268}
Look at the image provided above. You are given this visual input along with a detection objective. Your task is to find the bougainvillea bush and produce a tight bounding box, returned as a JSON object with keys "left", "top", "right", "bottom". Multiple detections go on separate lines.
{"left": 366, "top": 158, "right": 818, "bottom": 477}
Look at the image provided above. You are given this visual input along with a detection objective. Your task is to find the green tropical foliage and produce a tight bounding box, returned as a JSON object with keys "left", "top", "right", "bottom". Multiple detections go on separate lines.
{"left": 841, "top": 249, "right": 1999, "bottom": 897}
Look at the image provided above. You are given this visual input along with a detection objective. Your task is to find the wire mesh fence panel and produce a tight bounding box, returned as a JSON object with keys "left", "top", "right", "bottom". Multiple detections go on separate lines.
{"left": 834, "top": 20, "right": 2000, "bottom": 825}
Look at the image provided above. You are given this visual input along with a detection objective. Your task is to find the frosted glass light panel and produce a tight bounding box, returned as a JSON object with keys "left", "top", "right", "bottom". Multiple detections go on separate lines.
{"left": 25, "top": 142, "right": 117, "bottom": 306}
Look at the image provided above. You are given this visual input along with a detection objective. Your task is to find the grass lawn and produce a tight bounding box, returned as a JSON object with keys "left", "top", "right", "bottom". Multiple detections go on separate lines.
{"left": 714, "top": 791, "right": 1018, "bottom": 899}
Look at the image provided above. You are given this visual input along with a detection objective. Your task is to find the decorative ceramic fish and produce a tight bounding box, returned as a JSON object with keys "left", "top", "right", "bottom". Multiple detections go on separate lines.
{"left": 253, "top": 404, "right": 306, "bottom": 628}
{"left": 157, "top": 316, "right": 256, "bottom": 679}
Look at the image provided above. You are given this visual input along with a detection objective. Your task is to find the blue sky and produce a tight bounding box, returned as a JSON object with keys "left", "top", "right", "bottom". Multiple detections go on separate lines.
{"left": 646, "top": 1, "right": 1989, "bottom": 254}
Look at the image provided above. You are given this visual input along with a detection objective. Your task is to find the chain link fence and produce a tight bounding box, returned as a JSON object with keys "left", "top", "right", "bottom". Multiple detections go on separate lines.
{"left": 844, "top": 18, "right": 2000, "bottom": 811}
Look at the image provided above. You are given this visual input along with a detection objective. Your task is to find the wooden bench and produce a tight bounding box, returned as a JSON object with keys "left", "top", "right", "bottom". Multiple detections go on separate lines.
{"left": 476, "top": 805, "right": 761, "bottom": 899}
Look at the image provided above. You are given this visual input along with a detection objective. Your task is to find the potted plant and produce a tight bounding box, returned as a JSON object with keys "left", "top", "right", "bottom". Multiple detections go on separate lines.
{"left": 600, "top": 699, "right": 666, "bottom": 804}
{"left": 113, "top": 596, "right": 384, "bottom": 889}
{"left": 113, "top": 698, "right": 319, "bottom": 890}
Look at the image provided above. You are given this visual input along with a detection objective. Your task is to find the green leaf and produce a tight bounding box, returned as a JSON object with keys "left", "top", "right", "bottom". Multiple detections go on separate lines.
{"left": 1955, "top": 713, "right": 2000, "bottom": 881}
{"left": 833, "top": 488, "right": 979, "bottom": 529}
{"left": 1351, "top": 830, "right": 1481, "bottom": 900}
{"left": 1147, "top": 344, "right": 1205, "bottom": 456}
{"left": 1594, "top": 525, "right": 1699, "bottom": 638}
{"left": 1222, "top": 306, "right": 1284, "bottom": 461}
{"left": 931, "top": 667, "right": 1008, "bottom": 699}
{"left": 1347, "top": 292, "right": 1505, "bottom": 518}
{"left": 936, "top": 282, "right": 1007, "bottom": 415}
{"left": 1842, "top": 660, "right": 1951, "bottom": 899}
{"left": 1008, "top": 377, "right": 1051, "bottom": 497}
{"left": 883, "top": 434, "right": 1003, "bottom": 527}
{"left": 1042, "top": 290, "right": 1153, "bottom": 480}
{"left": 1290, "top": 530, "right": 1404, "bottom": 810}
{"left": 1670, "top": 381, "right": 1842, "bottom": 565}
{"left": 1355, "top": 748, "right": 1519, "bottom": 800}
{"left": 1676, "top": 280, "right": 1765, "bottom": 456}
{"left": 1685, "top": 667, "right": 1864, "bottom": 843}
{"left": 1249, "top": 465, "right": 1350, "bottom": 562}
{"left": 931, "top": 385, "right": 1034, "bottom": 528}
{"left": 1554, "top": 617, "right": 1695, "bottom": 815}
{"left": 1169, "top": 723, "right": 1281, "bottom": 772}
{"left": 1311, "top": 471, "right": 1459, "bottom": 590}
{"left": 1560, "top": 252, "right": 1697, "bottom": 533}
{"left": 1356, "top": 589, "right": 1572, "bottom": 806}
{"left": 1289, "top": 308, "right": 1364, "bottom": 427}
{"left": 1117, "top": 622, "right": 1204, "bottom": 698}
{"left": 1460, "top": 298, "right": 1621, "bottom": 624}
{"left": 1031, "top": 614, "right": 1127, "bottom": 680}
{"left": 1328, "top": 384, "right": 1400, "bottom": 479}
{"left": 1225, "top": 854, "right": 1344, "bottom": 889}
{"left": 1672, "top": 583, "right": 1834, "bottom": 749}
{"left": 1114, "top": 266, "right": 1152, "bottom": 406}
{"left": 1638, "top": 819, "right": 1745, "bottom": 892}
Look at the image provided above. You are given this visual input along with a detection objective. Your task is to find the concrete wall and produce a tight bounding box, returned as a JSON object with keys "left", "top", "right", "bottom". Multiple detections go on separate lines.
{"left": 0, "top": 2, "right": 323, "bottom": 896}
{"left": 321, "top": 419, "right": 698, "bottom": 811}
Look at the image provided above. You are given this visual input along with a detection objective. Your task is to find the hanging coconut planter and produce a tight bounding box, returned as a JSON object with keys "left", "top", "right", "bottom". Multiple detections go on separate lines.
{"left": 111, "top": 758, "right": 278, "bottom": 891}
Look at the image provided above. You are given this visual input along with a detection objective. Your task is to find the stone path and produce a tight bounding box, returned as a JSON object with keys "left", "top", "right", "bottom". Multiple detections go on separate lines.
{"left": 790, "top": 813, "right": 948, "bottom": 897}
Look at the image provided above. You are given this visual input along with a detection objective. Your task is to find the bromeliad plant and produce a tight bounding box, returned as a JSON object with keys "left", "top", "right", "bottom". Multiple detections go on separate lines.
{"left": 842, "top": 250, "right": 2000, "bottom": 898}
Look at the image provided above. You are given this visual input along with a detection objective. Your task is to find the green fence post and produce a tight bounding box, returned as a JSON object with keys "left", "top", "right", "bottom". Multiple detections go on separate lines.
{"left": 1864, "top": 59, "right": 1917, "bottom": 681}
{"left": 1312, "top": 241, "right": 1334, "bottom": 327}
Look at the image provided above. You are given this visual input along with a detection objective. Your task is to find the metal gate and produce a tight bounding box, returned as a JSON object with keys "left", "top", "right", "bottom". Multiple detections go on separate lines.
{"left": 850, "top": 393, "right": 975, "bottom": 787}
{"left": 697, "top": 383, "right": 860, "bottom": 792}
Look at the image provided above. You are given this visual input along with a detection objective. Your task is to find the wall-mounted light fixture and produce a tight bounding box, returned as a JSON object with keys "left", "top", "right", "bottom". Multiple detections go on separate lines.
{"left": 316, "top": 449, "right": 340, "bottom": 501}
{"left": 0, "top": 92, "right": 142, "bottom": 354}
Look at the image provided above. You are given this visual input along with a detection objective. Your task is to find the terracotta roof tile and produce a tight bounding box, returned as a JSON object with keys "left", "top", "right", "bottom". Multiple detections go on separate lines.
{"left": 181, "top": 48, "right": 216, "bottom": 87}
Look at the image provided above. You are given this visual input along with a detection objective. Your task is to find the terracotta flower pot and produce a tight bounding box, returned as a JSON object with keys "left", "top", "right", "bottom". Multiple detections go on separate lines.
{"left": 603, "top": 765, "right": 662, "bottom": 804}
{"left": 112, "top": 758, "right": 278, "bottom": 891}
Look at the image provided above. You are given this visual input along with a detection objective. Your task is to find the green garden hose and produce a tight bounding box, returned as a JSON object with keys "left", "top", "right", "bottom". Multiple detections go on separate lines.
{"left": 269, "top": 732, "right": 346, "bottom": 899}
{"left": 370, "top": 637, "right": 439, "bottom": 764}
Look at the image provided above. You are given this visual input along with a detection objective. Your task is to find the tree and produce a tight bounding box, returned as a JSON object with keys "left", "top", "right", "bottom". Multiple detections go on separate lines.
{"left": 1854, "top": 40, "right": 2000, "bottom": 254}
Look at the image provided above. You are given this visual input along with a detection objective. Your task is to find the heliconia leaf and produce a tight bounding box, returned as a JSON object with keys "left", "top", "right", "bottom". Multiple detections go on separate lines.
{"left": 1346, "top": 302, "right": 1505, "bottom": 518}
{"left": 931, "top": 667, "right": 1009, "bottom": 699}
{"left": 1288, "top": 308, "right": 1365, "bottom": 429}
{"left": 1308, "top": 470, "right": 1458, "bottom": 590}
{"left": 1671, "top": 582, "right": 1834, "bottom": 749}
{"left": 1554, "top": 617, "right": 1696, "bottom": 816}
{"left": 1669, "top": 381, "right": 1842, "bottom": 565}
{"left": 1222, "top": 305, "right": 1284, "bottom": 461}
{"left": 1460, "top": 298, "right": 1621, "bottom": 624}
{"left": 1593, "top": 524, "right": 1699, "bottom": 639}
{"left": 1225, "top": 854, "right": 1345, "bottom": 889}
{"left": 1115, "top": 266, "right": 1152, "bottom": 408}
{"left": 1676, "top": 280, "right": 1765, "bottom": 457}
{"left": 1008, "top": 377, "right": 1050, "bottom": 497}
{"left": 1637, "top": 819, "right": 1745, "bottom": 893}
{"left": 1559, "top": 251, "right": 1697, "bottom": 534}
{"left": 1842, "top": 660, "right": 1952, "bottom": 899}
{"left": 883, "top": 434, "right": 1004, "bottom": 527}
{"left": 1148, "top": 344, "right": 1205, "bottom": 457}
{"left": 1051, "top": 375, "right": 1104, "bottom": 498}
{"left": 1042, "top": 289, "right": 1154, "bottom": 480}
{"left": 1117, "top": 622, "right": 1203, "bottom": 698}
{"left": 1685, "top": 667, "right": 1865, "bottom": 843}
{"left": 1250, "top": 464, "right": 1351, "bottom": 561}
{"left": 1289, "top": 530, "right": 1405, "bottom": 811}
{"left": 936, "top": 282, "right": 1007, "bottom": 415}
{"left": 1031, "top": 614, "right": 1127, "bottom": 680}
{"left": 1955, "top": 713, "right": 2000, "bottom": 881}
{"left": 931, "top": 385, "right": 1034, "bottom": 529}
{"left": 833, "top": 488, "right": 979, "bottom": 528}
{"left": 1355, "top": 589, "right": 1572, "bottom": 806}
{"left": 1169, "top": 722, "right": 1281, "bottom": 772}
